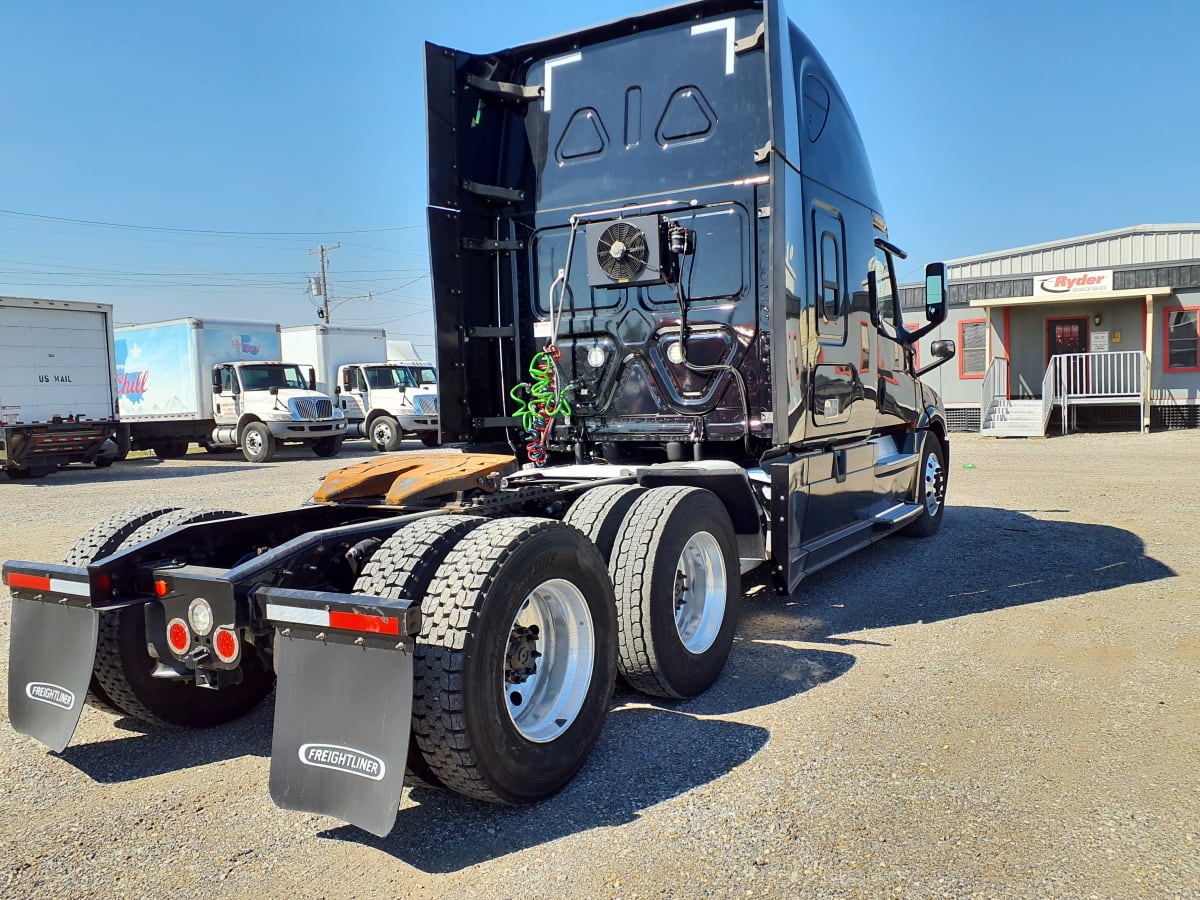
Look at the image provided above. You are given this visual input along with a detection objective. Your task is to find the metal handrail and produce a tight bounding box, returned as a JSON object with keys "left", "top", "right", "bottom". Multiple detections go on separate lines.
{"left": 979, "top": 357, "right": 1009, "bottom": 433}
{"left": 1043, "top": 351, "right": 1146, "bottom": 436}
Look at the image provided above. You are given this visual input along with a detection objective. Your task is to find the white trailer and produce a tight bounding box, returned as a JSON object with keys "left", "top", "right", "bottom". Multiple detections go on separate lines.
{"left": 0, "top": 297, "right": 119, "bottom": 479}
{"left": 283, "top": 324, "right": 439, "bottom": 450}
{"left": 116, "top": 318, "right": 346, "bottom": 463}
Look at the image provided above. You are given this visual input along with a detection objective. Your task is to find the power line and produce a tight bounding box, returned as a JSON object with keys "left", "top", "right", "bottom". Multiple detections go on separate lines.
{"left": 0, "top": 207, "right": 426, "bottom": 237}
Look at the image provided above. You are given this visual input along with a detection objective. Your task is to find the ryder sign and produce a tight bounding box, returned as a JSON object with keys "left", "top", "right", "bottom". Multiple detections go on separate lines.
{"left": 1034, "top": 269, "right": 1113, "bottom": 297}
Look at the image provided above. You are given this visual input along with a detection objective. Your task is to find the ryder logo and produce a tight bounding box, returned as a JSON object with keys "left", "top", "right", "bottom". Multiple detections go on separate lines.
{"left": 298, "top": 743, "right": 386, "bottom": 781}
{"left": 26, "top": 681, "right": 76, "bottom": 711}
{"left": 232, "top": 335, "right": 262, "bottom": 355}
{"left": 1034, "top": 269, "right": 1113, "bottom": 297}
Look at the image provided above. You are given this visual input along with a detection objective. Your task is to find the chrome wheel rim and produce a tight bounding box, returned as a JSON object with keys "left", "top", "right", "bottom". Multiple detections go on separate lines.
{"left": 372, "top": 420, "right": 394, "bottom": 447}
{"left": 244, "top": 429, "right": 263, "bottom": 456}
{"left": 673, "top": 531, "right": 726, "bottom": 654}
{"left": 504, "top": 578, "right": 595, "bottom": 743}
{"left": 922, "top": 450, "right": 945, "bottom": 516}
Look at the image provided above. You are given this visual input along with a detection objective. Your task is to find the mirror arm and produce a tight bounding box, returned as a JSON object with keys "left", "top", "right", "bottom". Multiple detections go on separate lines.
{"left": 873, "top": 237, "right": 907, "bottom": 260}
{"left": 914, "top": 354, "right": 954, "bottom": 377}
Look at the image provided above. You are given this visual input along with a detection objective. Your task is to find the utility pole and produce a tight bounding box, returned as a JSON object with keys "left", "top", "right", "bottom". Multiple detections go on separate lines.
{"left": 308, "top": 243, "right": 341, "bottom": 322}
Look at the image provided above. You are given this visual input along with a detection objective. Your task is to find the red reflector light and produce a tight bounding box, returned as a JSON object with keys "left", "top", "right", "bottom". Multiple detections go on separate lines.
{"left": 213, "top": 628, "right": 239, "bottom": 663}
{"left": 6, "top": 573, "right": 52, "bottom": 591}
{"left": 94, "top": 572, "right": 112, "bottom": 590}
{"left": 154, "top": 580, "right": 169, "bottom": 597}
{"left": 166, "top": 618, "right": 191, "bottom": 655}
{"left": 329, "top": 610, "right": 401, "bottom": 635}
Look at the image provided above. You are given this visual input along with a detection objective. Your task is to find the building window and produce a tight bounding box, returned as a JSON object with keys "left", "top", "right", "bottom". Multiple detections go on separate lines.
{"left": 959, "top": 319, "right": 987, "bottom": 379}
{"left": 1165, "top": 307, "right": 1199, "bottom": 371}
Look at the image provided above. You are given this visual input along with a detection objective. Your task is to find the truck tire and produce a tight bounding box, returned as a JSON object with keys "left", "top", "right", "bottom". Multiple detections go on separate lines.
{"left": 609, "top": 486, "right": 740, "bottom": 699}
{"left": 369, "top": 415, "right": 402, "bottom": 452}
{"left": 562, "top": 484, "right": 645, "bottom": 561}
{"left": 114, "top": 426, "right": 132, "bottom": 461}
{"left": 901, "top": 435, "right": 947, "bottom": 538}
{"left": 153, "top": 437, "right": 189, "bottom": 459}
{"left": 311, "top": 436, "right": 343, "bottom": 458}
{"left": 62, "top": 507, "right": 181, "bottom": 714}
{"left": 241, "top": 422, "right": 275, "bottom": 463}
{"left": 352, "top": 515, "right": 487, "bottom": 788}
{"left": 413, "top": 517, "right": 618, "bottom": 804}
{"left": 91, "top": 508, "right": 274, "bottom": 727}
{"left": 419, "top": 432, "right": 440, "bottom": 448}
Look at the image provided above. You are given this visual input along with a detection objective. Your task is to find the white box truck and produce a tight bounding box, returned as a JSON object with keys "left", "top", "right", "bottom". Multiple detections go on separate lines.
{"left": 283, "top": 324, "right": 439, "bottom": 450}
{"left": 0, "top": 296, "right": 119, "bottom": 479}
{"left": 115, "top": 318, "right": 346, "bottom": 463}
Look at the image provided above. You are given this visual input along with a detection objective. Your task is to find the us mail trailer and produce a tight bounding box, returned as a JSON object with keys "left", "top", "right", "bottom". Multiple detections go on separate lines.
{"left": 281, "top": 324, "right": 440, "bottom": 449}
{"left": 4, "top": 0, "right": 955, "bottom": 837}
{"left": 0, "top": 297, "right": 119, "bottom": 479}
{"left": 114, "top": 318, "right": 347, "bottom": 462}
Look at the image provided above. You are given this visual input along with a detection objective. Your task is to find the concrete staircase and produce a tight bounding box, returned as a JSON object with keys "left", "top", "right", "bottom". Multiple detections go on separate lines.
{"left": 981, "top": 398, "right": 1045, "bottom": 437}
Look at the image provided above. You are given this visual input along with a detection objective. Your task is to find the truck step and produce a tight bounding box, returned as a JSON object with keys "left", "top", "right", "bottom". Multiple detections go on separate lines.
{"left": 872, "top": 502, "right": 923, "bottom": 525}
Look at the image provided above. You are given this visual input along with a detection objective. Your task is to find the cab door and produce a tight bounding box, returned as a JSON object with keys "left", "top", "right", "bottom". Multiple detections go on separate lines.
{"left": 213, "top": 366, "right": 241, "bottom": 425}
{"left": 340, "top": 366, "right": 369, "bottom": 421}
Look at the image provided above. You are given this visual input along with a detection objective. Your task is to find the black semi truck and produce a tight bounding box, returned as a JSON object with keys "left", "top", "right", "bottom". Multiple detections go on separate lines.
{"left": 4, "top": 0, "right": 955, "bottom": 837}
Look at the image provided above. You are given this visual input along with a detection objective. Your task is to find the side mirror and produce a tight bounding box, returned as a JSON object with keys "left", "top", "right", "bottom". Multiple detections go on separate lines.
{"left": 211, "top": 369, "right": 222, "bottom": 393}
{"left": 914, "top": 338, "right": 957, "bottom": 377}
{"left": 269, "top": 386, "right": 279, "bottom": 396}
{"left": 334, "top": 384, "right": 341, "bottom": 395}
{"left": 930, "top": 339, "right": 955, "bottom": 361}
{"left": 925, "top": 262, "right": 948, "bottom": 324}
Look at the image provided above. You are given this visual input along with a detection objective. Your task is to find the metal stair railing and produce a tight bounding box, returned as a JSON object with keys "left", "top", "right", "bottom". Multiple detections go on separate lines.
{"left": 980, "top": 357, "right": 1009, "bottom": 433}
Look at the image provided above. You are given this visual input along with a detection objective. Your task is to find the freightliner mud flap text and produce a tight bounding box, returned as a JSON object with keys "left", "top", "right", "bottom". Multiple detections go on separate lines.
{"left": 260, "top": 586, "right": 419, "bottom": 838}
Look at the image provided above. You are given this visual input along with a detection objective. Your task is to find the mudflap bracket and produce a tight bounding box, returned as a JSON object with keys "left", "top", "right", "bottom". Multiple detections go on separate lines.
{"left": 259, "top": 586, "right": 420, "bottom": 838}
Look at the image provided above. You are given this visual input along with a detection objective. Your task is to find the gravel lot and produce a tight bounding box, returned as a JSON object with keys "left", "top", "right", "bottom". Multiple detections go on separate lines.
{"left": 1, "top": 432, "right": 1198, "bottom": 899}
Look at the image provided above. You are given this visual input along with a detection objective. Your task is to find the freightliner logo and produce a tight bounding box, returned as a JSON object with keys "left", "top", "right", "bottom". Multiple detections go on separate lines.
{"left": 26, "top": 682, "right": 76, "bottom": 711}
{"left": 298, "top": 743, "right": 386, "bottom": 781}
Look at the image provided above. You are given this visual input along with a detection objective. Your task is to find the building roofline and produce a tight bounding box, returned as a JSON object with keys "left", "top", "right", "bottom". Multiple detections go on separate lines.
{"left": 946, "top": 223, "right": 1200, "bottom": 267}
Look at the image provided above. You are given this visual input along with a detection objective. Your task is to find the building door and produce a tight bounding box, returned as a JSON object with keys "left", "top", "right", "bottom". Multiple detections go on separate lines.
{"left": 1046, "top": 317, "right": 1089, "bottom": 395}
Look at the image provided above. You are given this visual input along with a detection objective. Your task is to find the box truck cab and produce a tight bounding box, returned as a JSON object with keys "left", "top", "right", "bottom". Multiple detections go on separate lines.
{"left": 281, "top": 324, "right": 440, "bottom": 451}
{"left": 116, "top": 318, "right": 345, "bottom": 463}
{"left": 209, "top": 359, "right": 346, "bottom": 462}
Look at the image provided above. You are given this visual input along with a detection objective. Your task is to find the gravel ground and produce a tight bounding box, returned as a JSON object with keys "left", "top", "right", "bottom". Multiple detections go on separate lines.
{"left": 1, "top": 432, "right": 1198, "bottom": 899}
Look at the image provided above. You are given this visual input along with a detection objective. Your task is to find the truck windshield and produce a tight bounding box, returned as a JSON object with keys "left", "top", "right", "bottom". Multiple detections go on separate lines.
{"left": 239, "top": 365, "right": 309, "bottom": 391}
{"left": 363, "top": 365, "right": 417, "bottom": 389}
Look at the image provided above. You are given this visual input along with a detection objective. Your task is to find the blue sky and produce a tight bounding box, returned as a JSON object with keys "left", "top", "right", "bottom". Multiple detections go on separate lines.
{"left": 3, "top": 1, "right": 1198, "bottom": 355}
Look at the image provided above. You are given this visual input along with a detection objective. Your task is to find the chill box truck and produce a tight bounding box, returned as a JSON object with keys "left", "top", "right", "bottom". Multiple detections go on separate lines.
{"left": 5, "top": 0, "right": 956, "bottom": 838}
{"left": 281, "top": 324, "right": 440, "bottom": 450}
{"left": 0, "top": 297, "right": 118, "bottom": 479}
{"left": 114, "top": 318, "right": 347, "bottom": 463}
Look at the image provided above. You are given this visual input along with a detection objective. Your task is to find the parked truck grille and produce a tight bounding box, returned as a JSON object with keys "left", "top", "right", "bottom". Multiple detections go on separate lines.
{"left": 413, "top": 395, "right": 439, "bottom": 415}
{"left": 291, "top": 398, "right": 333, "bottom": 421}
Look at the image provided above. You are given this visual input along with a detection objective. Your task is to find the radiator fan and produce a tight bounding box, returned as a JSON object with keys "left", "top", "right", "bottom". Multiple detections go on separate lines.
{"left": 595, "top": 220, "right": 650, "bottom": 282}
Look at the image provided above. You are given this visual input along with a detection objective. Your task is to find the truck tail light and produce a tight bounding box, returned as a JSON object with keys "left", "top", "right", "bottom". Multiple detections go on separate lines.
{"left": 166, "top": 618, "right": 191, "bottom": 655}
{"left": 213, "top": 628, "right": 240, "bottom": 664}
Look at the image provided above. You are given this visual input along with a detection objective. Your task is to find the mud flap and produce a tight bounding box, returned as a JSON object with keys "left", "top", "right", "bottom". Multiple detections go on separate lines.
{"left": 262, "top": 587, "right": 418, "bottom": 838}
{"left": 8, "top": 598, "right": 98, "bottom": 752}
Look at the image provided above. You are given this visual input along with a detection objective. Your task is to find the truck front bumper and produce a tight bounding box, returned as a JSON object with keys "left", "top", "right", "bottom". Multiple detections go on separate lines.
{"left": 266, "top": 419, "right": 348, "bottom": 441}
{"left": 396, "top": 415, "right": 438, "bottom": 433}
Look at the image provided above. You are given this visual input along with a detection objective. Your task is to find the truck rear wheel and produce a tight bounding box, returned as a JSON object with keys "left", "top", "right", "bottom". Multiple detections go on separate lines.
{"left": 353, "top": 515, "right": 487, "bottom": 788}
{"left": 62, "top": 507, "right": 181, "bottom": 714}
{"left": 152, "top": 437, "right": 190, "bottom": 459}
{"left": 241, "top": 422, "right": 275, "bottom": 463}
{"left": 413, "top": 518, "right": 618, "bottom": 803}
{"left": 311, "top": 436, "right": 343, "bottom": 458}
{"left": 901, "top": 435, "right": 947, "bottom": 537}
{"left": 609, "top": 486, "right": 740, "bottom": 699}
{"left": 369, "top": 415, "right": 402, "bottom": 452}
{"left": 562, "top": 484, "right": 645, "bottom": 561}
{"left": 419, "top": 432, "right": 440, "bottom": 448}
{"left": 90, "top": 508, "right": 274, "bottom": 727}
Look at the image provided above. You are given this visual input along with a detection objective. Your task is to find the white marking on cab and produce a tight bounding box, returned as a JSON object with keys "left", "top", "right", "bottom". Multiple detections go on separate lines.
{"left": 691, "top": 18, "right": 737, "bottom": 75}
{"left": 543, "top": 51, "right": 582, "bottom": 112}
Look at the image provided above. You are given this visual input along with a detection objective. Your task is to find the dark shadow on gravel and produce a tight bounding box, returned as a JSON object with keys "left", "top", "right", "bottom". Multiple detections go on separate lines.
{"left": 52, "top": 698, "right": 272, "bottom": 781}
{"left": 318, "top": 707, "right": 772, "bottom": 872}
{"left": 742, "top": 505, "right": 1175, "bottom": 643}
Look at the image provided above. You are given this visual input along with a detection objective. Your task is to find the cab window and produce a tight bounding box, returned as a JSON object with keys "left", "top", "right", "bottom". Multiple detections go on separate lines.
{"left": 872, "top": 245, "right": 900, "bottom": 331}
